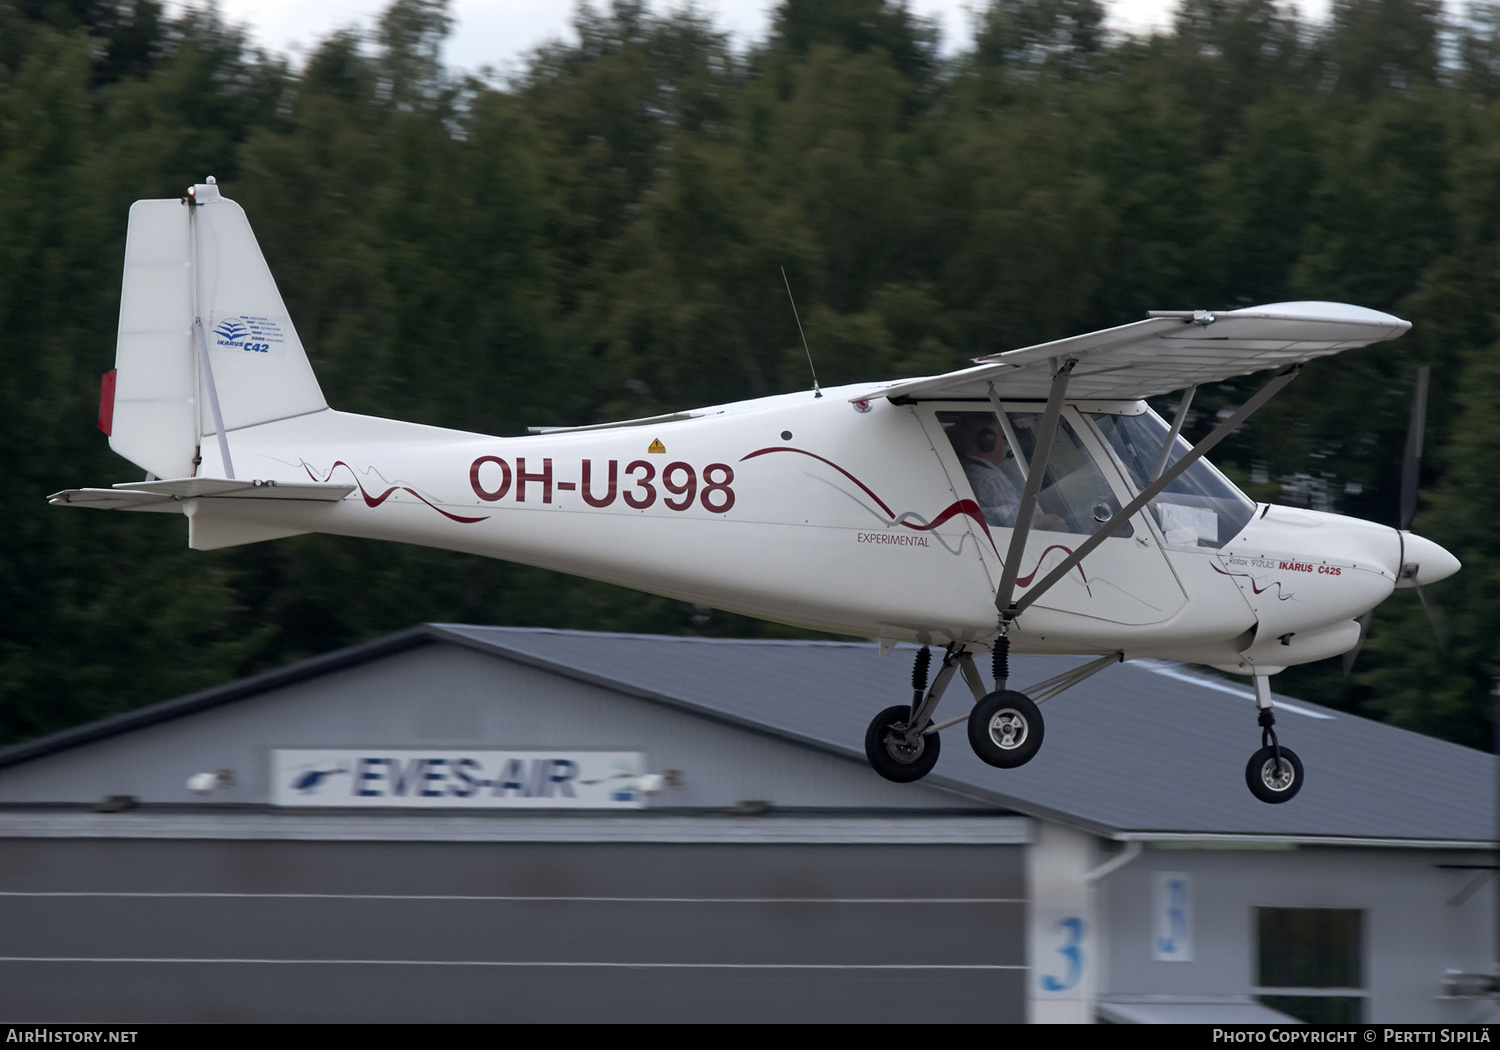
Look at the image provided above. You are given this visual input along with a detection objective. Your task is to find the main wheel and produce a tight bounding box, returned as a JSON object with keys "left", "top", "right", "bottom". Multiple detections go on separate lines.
{"left": 864, "top": 705, "right": 941, "bottom": 783}
{"left": 968, "top": 690, "right": 1044, "bottom": 768}
{"left": 1245, "top": 745, "right": 1304, "bottom": 804}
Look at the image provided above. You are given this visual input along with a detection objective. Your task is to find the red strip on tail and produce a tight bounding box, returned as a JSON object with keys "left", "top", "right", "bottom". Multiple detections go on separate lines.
{"left": 98, "top": 369, "right": 116, "bottom": 435}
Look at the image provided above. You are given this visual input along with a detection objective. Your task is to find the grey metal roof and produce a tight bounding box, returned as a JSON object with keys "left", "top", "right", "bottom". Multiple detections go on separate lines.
{"left": 0, "top": 623, "right": 1491, "bottom": 842}
{"left": 433, "top": 625, "right": 1497, "bottom": 843}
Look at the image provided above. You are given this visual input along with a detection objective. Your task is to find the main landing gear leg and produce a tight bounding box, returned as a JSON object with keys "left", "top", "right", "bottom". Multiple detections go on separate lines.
{"left": 864, "top": 639, "right": 1121, "bottom": 783}
{"left": 1245, "top": 674, "right": 1303, "bottom": 804}
{"left": 864, "top": 644, "right": 958, "bottom": 783}
{"left": 967, "top": 632, "right": 1045, "bottom": 769}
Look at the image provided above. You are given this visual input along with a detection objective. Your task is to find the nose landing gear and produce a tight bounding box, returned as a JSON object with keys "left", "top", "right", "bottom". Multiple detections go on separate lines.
{"left": 1245, "top": 677, "right": 1303, "bottom": 804}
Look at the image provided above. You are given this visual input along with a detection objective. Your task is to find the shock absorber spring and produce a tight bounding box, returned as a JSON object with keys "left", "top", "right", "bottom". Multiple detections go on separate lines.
{"left": 992, "top": 634, "right": 1010, "bottom": 693}
{"left": 911, "top": 645, "right": 932, "bottom": 712}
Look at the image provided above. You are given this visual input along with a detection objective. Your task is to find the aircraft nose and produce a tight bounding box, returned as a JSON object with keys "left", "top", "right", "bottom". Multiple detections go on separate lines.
{"left": 1396, "top": 532, "right": 1461, "bottom": 588}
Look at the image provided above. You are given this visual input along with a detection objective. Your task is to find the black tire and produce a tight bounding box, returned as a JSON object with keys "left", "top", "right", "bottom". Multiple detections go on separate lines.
{"left": 864, "top": 705, "right": 941, "bottom": 783}
{"left": 968, "top": 690, "right": 1045, "bottom": 768}
{"left": 1245, "top": 745, "right": 1304, "bottom": 804}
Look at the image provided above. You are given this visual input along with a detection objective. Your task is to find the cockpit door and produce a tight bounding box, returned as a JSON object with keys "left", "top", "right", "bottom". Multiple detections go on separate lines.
{"left": 925, "top": 404, "right": 1188, "bottom": 627}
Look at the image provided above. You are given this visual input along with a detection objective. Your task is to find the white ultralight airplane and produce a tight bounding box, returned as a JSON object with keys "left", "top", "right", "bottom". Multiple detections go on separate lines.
{"left": 52, "top": 180, "right": 1462, "bottom": 804}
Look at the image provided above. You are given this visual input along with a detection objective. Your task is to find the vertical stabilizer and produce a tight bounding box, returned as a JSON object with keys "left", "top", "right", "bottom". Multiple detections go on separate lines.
{"left": 108, "top": 182, "right": 328, "bottom": 480}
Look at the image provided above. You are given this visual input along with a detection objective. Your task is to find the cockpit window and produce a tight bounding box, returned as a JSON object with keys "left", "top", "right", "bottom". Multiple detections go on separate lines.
{"left": 1087, "top": 410, "right": 1257, "bottom": 548}
{"left": 939, "top": 411, "right": 1131, "bottom": 538}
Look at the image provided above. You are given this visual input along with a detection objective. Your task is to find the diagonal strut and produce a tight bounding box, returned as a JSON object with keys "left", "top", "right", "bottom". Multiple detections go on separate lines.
{"left": 992, "top": 360, "right": 1075, "bottom": 616}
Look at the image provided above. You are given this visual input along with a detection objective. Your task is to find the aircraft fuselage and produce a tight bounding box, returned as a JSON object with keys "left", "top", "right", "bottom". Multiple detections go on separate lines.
{"left": 181, "top": 384, "right": 1413, "bottom": 674}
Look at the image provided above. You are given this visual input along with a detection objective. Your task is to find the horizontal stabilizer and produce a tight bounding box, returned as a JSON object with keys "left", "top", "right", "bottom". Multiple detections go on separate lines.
{"left": 49, "top": 478, "right": 354, "bottom": 511}
{"left": 48, "top": 488, "right": 186, "bottom": 513}
{"left": 113, "top": 478, "right": 353, "bottom": 500}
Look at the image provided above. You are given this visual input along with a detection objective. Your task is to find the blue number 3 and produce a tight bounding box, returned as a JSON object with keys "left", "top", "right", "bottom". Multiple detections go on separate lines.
{"left": 1041, "top": 917, "right": 1085, "bottom": 991}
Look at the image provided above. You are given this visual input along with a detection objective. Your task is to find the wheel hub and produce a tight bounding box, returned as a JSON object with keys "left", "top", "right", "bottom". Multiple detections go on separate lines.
{"left": 988, "top": 710, "right": 1028, "bottom": 750}
{"left": 884, "top": 726, "right": 926, "bottom": 764}
{"left": 1260, "top": 758, "right": 1295, "bottom": 791}
{"left": 866, "top": 705, "right": 942, "bottom": 783}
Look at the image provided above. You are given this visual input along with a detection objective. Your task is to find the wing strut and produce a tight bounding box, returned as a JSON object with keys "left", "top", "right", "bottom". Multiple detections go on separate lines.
{"left": 1004, "top": 364, "right": 1302, "bottom": 621}
{"left": 1151, "top": 385, "right": 1195, "bottom": 481}
{"left": 992, "top": 359, "right": 1074, "bottom": 616}
{"left": 985, "top": 381, "right": 1029, "bottom": 481}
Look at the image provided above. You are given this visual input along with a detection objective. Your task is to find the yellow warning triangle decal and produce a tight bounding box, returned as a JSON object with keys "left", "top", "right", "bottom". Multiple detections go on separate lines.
{"left": 647, "top": 439, "right": 666, "bottom": 454}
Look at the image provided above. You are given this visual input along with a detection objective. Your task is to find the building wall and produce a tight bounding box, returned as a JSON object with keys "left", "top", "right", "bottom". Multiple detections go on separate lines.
{"left": 1096, "top": 844, "right": 1497, "bottom": 1023}
{"left": 0, "top": 837, "right": 1027, "bottom": 1023}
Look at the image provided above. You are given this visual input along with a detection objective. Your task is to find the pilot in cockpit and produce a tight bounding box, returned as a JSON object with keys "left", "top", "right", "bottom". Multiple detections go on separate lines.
{"left": 952, "top": 415, "right": 1066, "bottom": 532}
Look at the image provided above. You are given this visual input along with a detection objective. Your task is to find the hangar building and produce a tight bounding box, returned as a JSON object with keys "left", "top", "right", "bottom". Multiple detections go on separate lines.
{"left": 0, "top": 625, "right": 1492, "bottom": 1023}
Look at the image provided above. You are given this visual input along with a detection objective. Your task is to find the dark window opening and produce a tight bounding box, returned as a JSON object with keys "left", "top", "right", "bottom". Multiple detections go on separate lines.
{"left": 1256, "top": 907, "right": 1364, "bottom": 1024}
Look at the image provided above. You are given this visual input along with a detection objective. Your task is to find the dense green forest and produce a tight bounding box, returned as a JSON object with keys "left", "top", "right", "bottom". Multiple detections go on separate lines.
{"left": 3, "top": 0, "right": 1499, "bottom": 748}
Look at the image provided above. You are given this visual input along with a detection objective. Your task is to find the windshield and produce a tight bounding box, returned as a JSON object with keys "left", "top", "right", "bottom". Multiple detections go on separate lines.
{"left": 1087, "top": 410, "right": 1257, "bottom": 549}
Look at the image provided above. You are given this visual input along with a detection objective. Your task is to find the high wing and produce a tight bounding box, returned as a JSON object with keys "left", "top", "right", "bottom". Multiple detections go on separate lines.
{"left": 853, "top": 301, "right": 1410, "bottom": 402}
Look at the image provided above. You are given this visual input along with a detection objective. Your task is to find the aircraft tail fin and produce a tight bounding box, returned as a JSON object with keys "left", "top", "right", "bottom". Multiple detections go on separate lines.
{"left": 106, "top": 181, "right": 327, "bottom": 479}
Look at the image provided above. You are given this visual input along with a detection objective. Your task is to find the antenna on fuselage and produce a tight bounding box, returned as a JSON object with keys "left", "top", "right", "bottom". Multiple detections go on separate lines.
{"left": 781, "top": 266, "right": 822, "bottom": 398}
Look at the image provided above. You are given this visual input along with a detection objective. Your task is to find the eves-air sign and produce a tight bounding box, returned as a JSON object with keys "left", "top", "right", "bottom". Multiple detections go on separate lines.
{"left": 270, "top": 749, "right": 648, "bottom": 809}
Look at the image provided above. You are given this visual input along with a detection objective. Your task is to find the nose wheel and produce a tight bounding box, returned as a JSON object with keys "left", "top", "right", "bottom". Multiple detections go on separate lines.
{"left": 1246, "top": 744, "right": 1303, "bottom": 803}
{"left": 1245, "top": 698, "right": 1303, "bottom": 804}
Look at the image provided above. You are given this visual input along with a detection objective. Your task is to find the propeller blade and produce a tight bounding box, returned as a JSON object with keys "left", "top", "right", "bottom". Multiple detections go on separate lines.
{"left": 1342, "top": 612, "right": 1372, "bottom": 676}
{"left": 1400, "top": 366, "right": 1430, "bottom": 531}
{"left": 1416, "top": 583, "right": 1449, "bottom": 651}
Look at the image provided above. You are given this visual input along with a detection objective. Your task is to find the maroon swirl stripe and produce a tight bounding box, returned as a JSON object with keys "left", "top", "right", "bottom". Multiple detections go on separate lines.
{"left": 1015, "top": 544, "right": 1087, "bottom": 586}
{"left": 741, "top": 447, "right": 895, "bottom": 517}
{"left": 1211, "top": 561, "right": 1293, "bottom": 600}
{"left": 305, "top": 461, "right": 488, "bottom": 524}
{"left": 899, "top": 498, "right": 997, "bottom": 549}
